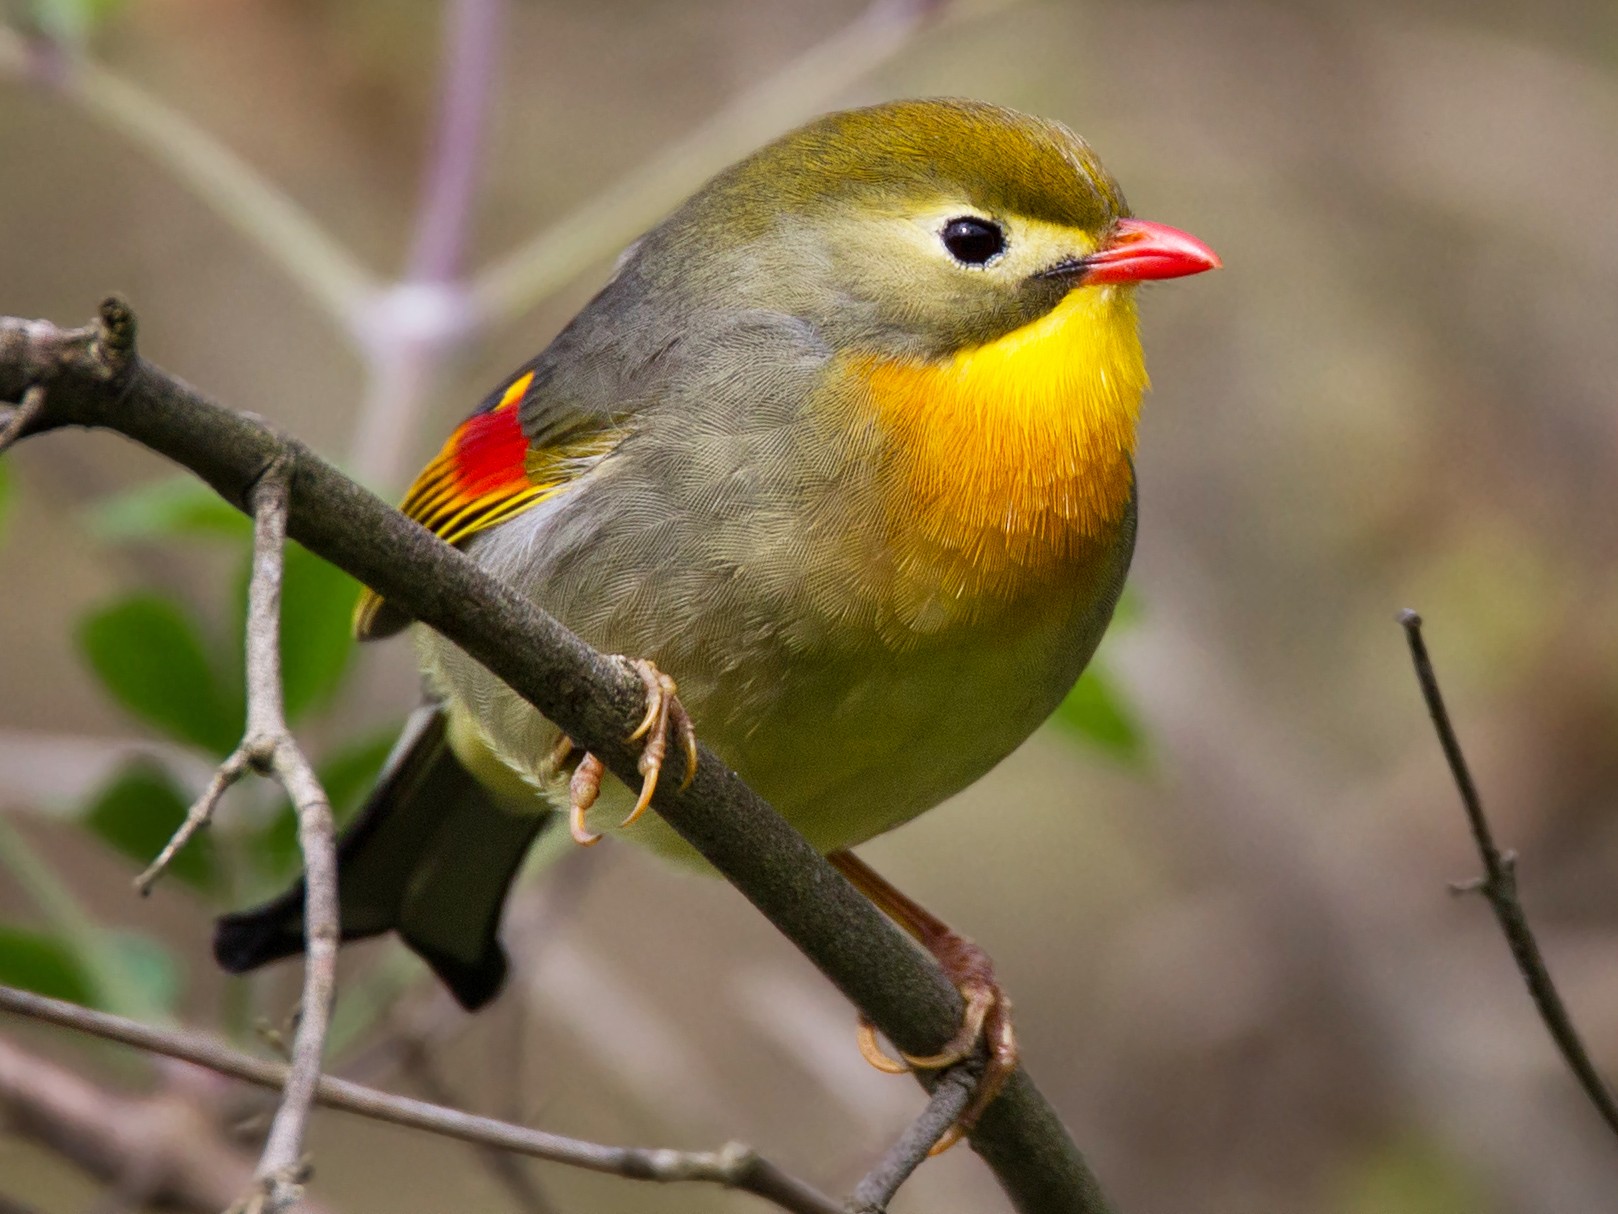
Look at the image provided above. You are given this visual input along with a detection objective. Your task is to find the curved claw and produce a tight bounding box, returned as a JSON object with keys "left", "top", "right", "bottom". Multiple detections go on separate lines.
{"left": 625, "top": 658, "right": 676, "bottom": 743}
{"left": 856, "top": 1018, "right": 914, "bottom": 1076}
{"left": 619, "top": 762, "right": 660, "bottom": 830}
{"left": 929, "top": 1121, "right": 967, "bottom": 1155}
{"left": 617, "top": 658, "right": 696, "bottom": 828}
{"left": 676, "top": 711, "right": 699, "bottom": 793}
{"left": 561, "top": 659, "right": 698, "bottom": 841}
{"left": 858, "top": 985, "right": 1012, "bottom": 1154}
{"left": 546, "top": 735, "right": 576, "bottom": 772}
{"left": 569, "top": 753, "right": 605, "bottom": 846}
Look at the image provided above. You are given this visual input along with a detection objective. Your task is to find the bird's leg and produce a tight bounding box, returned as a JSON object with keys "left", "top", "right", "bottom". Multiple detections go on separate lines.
{"left": 553, "top": 658, "right": 698, "bottom": 847}
{"left": 829, "top": 849, "right": 1017, "bottom": 1153}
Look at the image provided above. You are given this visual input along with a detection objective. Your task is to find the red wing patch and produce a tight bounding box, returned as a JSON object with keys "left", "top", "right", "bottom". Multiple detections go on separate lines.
{"left": 397, "top": 371, "right": 548, "bottom": 547}
{"left": 354, "top": 370, "right": 611, "bottom": 640}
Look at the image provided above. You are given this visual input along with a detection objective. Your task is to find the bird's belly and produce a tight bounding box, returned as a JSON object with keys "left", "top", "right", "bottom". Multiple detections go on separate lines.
{"left": 692, "top": 586, "right": 1114, "bottom": 857}
{"left": 420, "top": 527, "right": 1129, "bottom": 868}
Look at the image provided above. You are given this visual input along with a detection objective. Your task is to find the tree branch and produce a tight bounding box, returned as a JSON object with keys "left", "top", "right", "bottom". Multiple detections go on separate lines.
{"left": 1399, "top": 609, "right": 1618, "bottom": 1139}
{"left": 0, "top": 1032, "right": 336, "bottom": 1214}
{"left": 0, "top": 985, "right": 840, "bottom": 1214}
{"left": 238, "top": 464, "right": 342, "bottom": 1212}
{"left": 0, "top": 302, "right": 1113, "bottom": 1214}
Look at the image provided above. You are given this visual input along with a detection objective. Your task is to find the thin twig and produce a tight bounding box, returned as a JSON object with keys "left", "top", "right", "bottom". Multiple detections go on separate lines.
{"left": 1399, "top": 609, "right": 1618, "bottom": 1139}
{"left": 0, "top": 985, "right": 842, "bottom": 1214}
{"left": 468, "top": 0, "right": 963, "bottom": 327}
{"left": 846, "top": 1064, "right": 978, "bottom": 1212}
{"left": 0, "top": 384, "right": 44, "bottom": 454}
{"left": 133, "top": 756, "right": 250, "bottom": 894}
{"left": 0, "top": 27, "right": 375, "bottom": 327}
{"left": 131, "top": 460, "right": 340, "bottom": 1212}
{"left": 237, "top": 463, "right": 342, "bottom": 1214}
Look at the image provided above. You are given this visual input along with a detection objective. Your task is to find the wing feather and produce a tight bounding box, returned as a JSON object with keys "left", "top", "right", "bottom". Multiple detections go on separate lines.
{"left": 353, "top": 367, "right": 620, "bottom": 640}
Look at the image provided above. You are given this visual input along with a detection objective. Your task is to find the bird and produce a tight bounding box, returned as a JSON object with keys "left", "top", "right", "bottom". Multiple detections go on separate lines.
{"left": 213, "top": 97, "right": 1219, "bottom": 1141}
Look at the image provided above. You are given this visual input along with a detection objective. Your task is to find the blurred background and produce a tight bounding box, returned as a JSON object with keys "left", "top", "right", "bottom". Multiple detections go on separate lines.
{"left": 4, "top": 0, "right": 1618, "bottom": 1210}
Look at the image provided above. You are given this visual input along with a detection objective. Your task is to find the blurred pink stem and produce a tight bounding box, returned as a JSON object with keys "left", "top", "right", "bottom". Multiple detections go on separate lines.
{"left": 349, "top": 0, "right": 505, "bottom": 488}
{"left": 409, "top": 0, "right": 505, "bottom": 284}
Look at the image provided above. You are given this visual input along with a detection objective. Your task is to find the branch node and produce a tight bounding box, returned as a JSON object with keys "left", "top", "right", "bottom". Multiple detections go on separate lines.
{"left": 716, "top": 1139, "right": 759, "bottom": 1179}
{"left": 228, "top": 1158, "right": 312, "bottom": 1214}
{"left": 92, "top": 296, "right": 137, "bottom": 380}
{"left": 245, "top": 742, "right": 277, "bottom": 776}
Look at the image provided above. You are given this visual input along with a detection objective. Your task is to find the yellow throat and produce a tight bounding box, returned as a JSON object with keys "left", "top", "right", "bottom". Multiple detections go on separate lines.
{"left": 857, "top": 284, "right": 1147, "bottom": 602}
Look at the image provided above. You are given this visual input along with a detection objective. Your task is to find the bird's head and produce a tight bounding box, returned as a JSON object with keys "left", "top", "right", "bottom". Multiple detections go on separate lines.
{"left": 646, "top": 97, "right": 1219, "bottom": 360}
{"left": 632, "top": 99, "right": 1222, "bottom": 598}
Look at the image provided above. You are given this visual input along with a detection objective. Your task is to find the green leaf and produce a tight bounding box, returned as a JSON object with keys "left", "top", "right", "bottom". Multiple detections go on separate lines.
{"left": 86, "top": 476, "right": 250, "bottom": 544}
{"left": 280, "top": 544, "right": 361, "bottom": 721}
{"left": 82, "top": 760, "right": 218, "bottom": 893}
{"left": 77, "top": 594, "right": 243, "bottom": 754}
{"left": 1050, "top": 666, "right": 1146, "bottom": 766}
{"left": 106, "top": 930, "right": 183, "bottom": 1015}
{"left": 0, "top": 925, "right": 95, "bottom": 1004}
{"left": 256, "top": 727, "right": 398, "bottom": 884}
{"left": 0, "top": 815, "right": 172, "bottom": 1022}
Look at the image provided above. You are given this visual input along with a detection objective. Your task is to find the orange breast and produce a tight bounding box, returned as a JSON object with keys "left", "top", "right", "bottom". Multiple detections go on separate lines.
{"left": 850, "top": 285, "right": 1147, "bottom": 611}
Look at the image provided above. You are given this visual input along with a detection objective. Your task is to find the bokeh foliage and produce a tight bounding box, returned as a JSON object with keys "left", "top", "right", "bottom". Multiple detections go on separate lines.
{"left": 1, "top": 475, "right": 392, "bottom": 1029}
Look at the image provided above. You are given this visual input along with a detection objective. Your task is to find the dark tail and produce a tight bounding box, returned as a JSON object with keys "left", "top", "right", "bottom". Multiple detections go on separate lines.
{"left": 213, "top": 704, "right": 551, "bottom": 1011}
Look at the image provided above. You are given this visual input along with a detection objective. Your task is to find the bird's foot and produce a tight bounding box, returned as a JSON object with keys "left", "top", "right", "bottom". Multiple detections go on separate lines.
{"left": 552, "top": 658, "right": 698, "bottom": 847}
{"left": 856, "top": 935, "right": 1016, "bottom": 1153}
{"left": 831, "top": 850, "right": 1017, "bottom": 1154}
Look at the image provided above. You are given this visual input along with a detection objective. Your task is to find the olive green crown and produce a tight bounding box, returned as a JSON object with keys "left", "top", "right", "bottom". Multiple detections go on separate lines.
{"left": 700, "top": 98, "right": 1128, "bottom": 234}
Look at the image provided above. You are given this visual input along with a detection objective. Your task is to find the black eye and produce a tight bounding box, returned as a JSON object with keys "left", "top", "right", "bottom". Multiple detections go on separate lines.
{"left": 941, "top": 216, "right": 1005, "bottom": 265}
